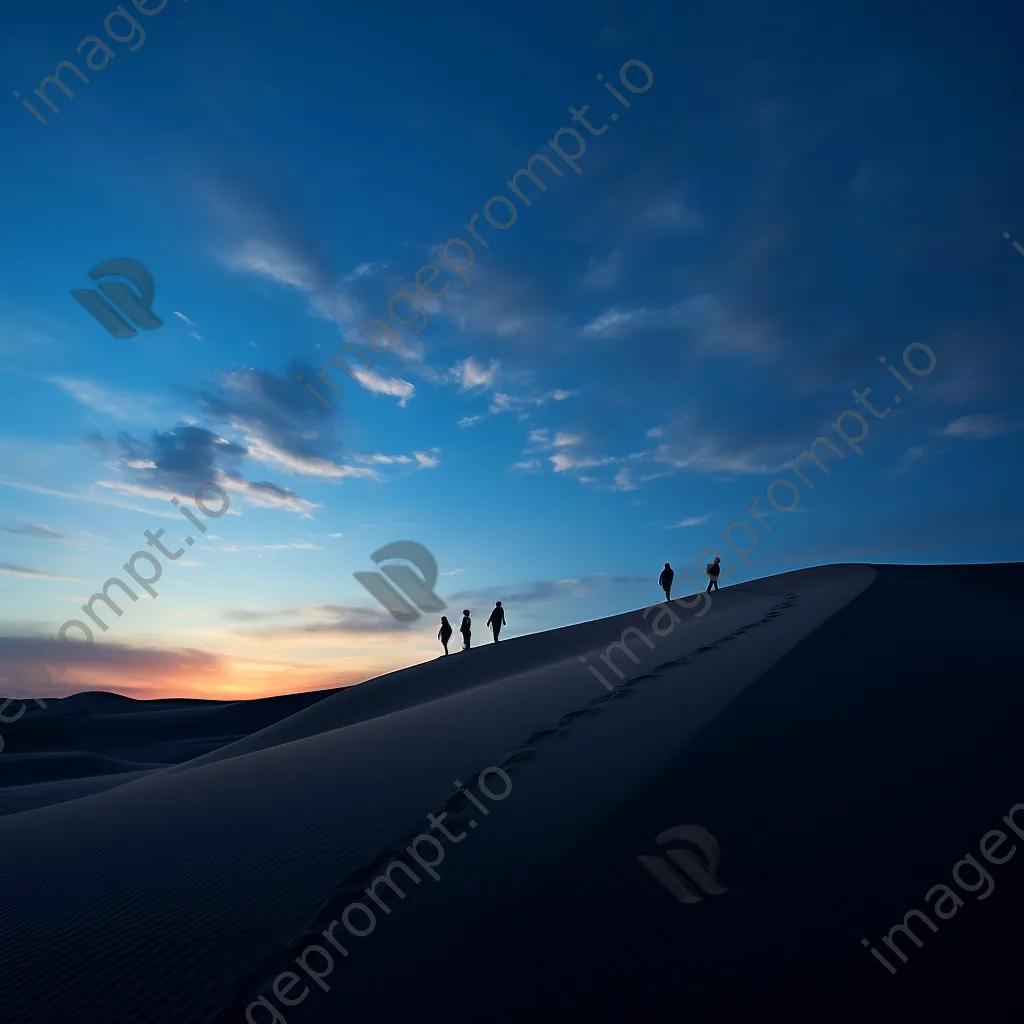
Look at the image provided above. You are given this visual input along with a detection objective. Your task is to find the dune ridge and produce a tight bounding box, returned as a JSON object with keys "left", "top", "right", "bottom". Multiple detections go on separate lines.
{"left": 1, "top": 563, "right": 1021, "bottom": 1023}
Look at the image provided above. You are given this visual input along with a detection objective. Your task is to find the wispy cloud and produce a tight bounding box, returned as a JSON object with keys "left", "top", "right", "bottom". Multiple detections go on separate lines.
{"left": 241, "top": 432, "right": 380, "bottom": 481}
{"left": 0, "top": 562, "right": 85, "bottom": 582}
{"left": 219, "top": 474, "right": 320, "bottom": 517}
{"left": 0, "top": 478, "right": 182, "bottom": 520}
{"left": 348, "top": 365, "right": 416, "bottom": 406}
{"left": 173, "top": 311, "right": 203, "bottom": 339}
{"left": 222, "top": 608, "right": 302, "bottom": 622}
{"left": 351, "top": 448, "right": 439, "bottom": 470}
{"left": 670, "top": 513, "right": 712, "bottom": 528}
{"left": 452, "top": 357, "right": 501, "bottom": 391}
{"left": 344, "top": 261, "right": 387, "bottom": 281}
{"left": 612, "top": 468, "right": 637, "bottom": 491}
{"left": 582, "top": 301, "right": 704, "bottom": 338}
{"left": 550, "top": 453, "right": 618, "bottom": 473}
{"left": 356, "top": 453, "right": 414, "bottom": 465}
{"left": 446, "top": 573, "right": 647, "bottom": 608}
{"left": 232, "top": 602, "right": 415, "bottom": 637}
{"left": 553, "top": 432, "right": 584, "bottom": 448}
{"left": 489, "top": 389, "right": 576, "bottom": 418}
{"left": 255, "top": 541, "right": 321, "bottom": 551}
{"left": 454, "top": 387, "right": 575, "bottom": 429}
{"left": 581, "top": 294, "right": 773, "bottom": 357}
{"left": 442, "top": 267, "right": 557, "bottom": 340}
{"left": 650, "top": 431, "right": 793, "bottom": 475}
{"left": 446, "top": 577, "right": 594, "bottom": 606}
{"left": 203, "top": 538, "right": 321, "bottom": 554}
{"left": 580, "top": 250, "right": 621, "bottom": 291}
{"left": 633, "top": 197, "right": 702, "bottom": 233}
{"left": 221, "top": 238, "right": 324, "bottom": 293}
{"left": 892, "top": 444, "right": 929, "bottom": 476}
{"left": 96, "top": 479, "right": 185, "bottom": 502}
{"left": 50, "top": 377, "right": 162, "bottom": 421}
{"left": 413, "top": 450, "right": 441, "bottom": 469}
{"left": 524, "top": 429, "right": 585, "bottom": 454}
{"left": 942, "top": 414, "right": 1023, "bottom": 440}
{"left": 1, "top": 523, "right": 93, "bottom": 548}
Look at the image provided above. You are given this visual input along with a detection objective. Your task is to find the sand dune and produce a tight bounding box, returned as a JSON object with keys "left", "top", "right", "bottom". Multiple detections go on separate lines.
{"left": 1, "top": 563, "right": 1022, "bottom": 1023}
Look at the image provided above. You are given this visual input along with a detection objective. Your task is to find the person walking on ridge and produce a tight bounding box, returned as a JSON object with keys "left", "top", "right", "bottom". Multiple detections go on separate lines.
{"left": 706, "top": 556, "right": 721, "bottom": 593}
{"left": 659, "top": 562, "right": 674, "bottom": 602}
{"left": 486, "top": 601, "right": 506, "bottom": 643}
{"left": 460, "top": 609, "right": 472, "bottom": 650}
{"left": 438, "top": 615, "right": 453, "bottom": 655}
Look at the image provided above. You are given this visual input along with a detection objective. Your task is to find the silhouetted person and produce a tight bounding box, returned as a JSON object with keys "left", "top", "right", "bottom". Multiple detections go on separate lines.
{"left": 438, "top": 615, "right": 452, "bottom": 655}
{"left": 706, "top": 556, "right": 721, "bottom": 593}
{"left": 486, "top": 601, "right": 506, "bottom": 642}
{"left": 460, "top": 609, "right": 472, "bottom": 650}
{"left": 659, "top": 562, "right": 674, "bottom": 601}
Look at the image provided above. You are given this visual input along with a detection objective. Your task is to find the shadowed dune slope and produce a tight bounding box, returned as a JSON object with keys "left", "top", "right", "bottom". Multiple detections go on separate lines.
{"left": 0, "top": 563, "right": 1020, "bottom": 1024}
{"left": 0, "top": 685, "right": 340, "bottom": 793}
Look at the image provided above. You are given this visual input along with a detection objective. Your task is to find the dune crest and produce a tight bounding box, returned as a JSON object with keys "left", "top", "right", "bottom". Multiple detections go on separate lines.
{"left": 1, "top": 563, "right": 1022, "bottom": 1023}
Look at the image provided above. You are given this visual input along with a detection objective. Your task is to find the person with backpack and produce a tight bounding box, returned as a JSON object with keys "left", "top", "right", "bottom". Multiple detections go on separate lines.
{"left": 706, "top": 556, "right": 721, "bottom": 593}
{"left": 438, "top": 615, "right": 453, "bottom": 655}
{"left": 486, "top": 601, "right": 506, "bottom": 642}
{"left": 658, "top": 562, "right": 674, "bottom": 601}
{"left": 460, "top": 609, "right": 472, "bottom": 650}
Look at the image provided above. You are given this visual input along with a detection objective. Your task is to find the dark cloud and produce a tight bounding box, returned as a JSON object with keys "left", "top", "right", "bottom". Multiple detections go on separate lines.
{"left": 199, "top": 153, "right": 339, "bottom": 294}
{"left": 0, "top": 563, "right": 83, "bottom": 583}
{"left": 196, "top": 363, "right": 346, "bottom": 462}
{"left": 446, "top": 574, "right": 645, "bottom": 607}
{"left": 90, "top": 425, "right": 247, "bottom": 491}
{"left": 218, "top": 475, "right": 318, "bottom": 517}
{"left": 514, "top": 25, "right": 1024, "bottom": 478}
{"left": 221, "top": 609, "right": 298, "bottom": 622}
{"left": 0, "top": 637, "right": 223, "bottom": 698}
{"left": 229, "top": 603, "right": 414, "bottom": 637}
{"left": 246, "top": 479, "right": 298, "bottom": 501}
{"left": 87, "top": 423, "right": 318, "bottom": 516}
{"left": 151, "top": 426, "right": 247, "bottom": 479}
{"left": 2, "top": 524, "right": 68, "bottom": 541}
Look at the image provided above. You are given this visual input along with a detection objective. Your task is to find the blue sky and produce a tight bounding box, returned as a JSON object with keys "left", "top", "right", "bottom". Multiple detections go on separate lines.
{"left": 1, "top": 0, "right": 1022, "bottom": 699}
